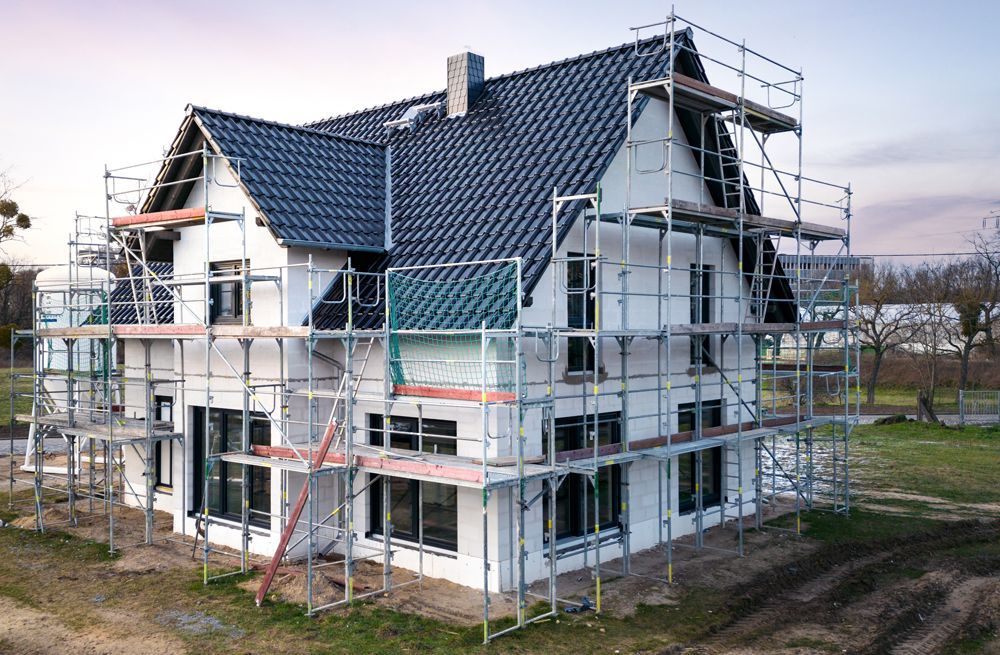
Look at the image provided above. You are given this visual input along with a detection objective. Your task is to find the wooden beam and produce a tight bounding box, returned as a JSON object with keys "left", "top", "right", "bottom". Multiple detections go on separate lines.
{"left": 673, "top": 73, "right": 798, "bottom": 132}
{"left": 111, "top": 206, "right": 206, "bottom": 228}
{"left": 392, "top": 385, "right": 516, "bottom": 402}
{"left": 250, "top": 445, "right": 485, "bottom": 485}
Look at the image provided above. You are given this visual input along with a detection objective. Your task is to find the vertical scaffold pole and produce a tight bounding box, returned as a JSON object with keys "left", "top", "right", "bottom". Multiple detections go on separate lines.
{"left": 664, "top": 12, "right": 677, "bottom": 580}
{"left": 202, "top": 145, "right": 213, "bottom": 582}
{"left": 735, "top": 36, "right": 747, "bottom": 556}
{"left": 592, "top": 187, "right": 602, "bottom": 614}
{"left": 345, "top": 266, "right": 355, "bottom": 603}
{"left": 481, "top": 319, "right": 490, "bottom": 643}
{"left": 144, "top": 339, "right": 154, "bottom": 544}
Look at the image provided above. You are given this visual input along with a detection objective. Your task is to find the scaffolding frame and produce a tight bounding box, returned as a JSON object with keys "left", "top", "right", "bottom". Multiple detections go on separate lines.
{"left": 9, "top": 11, "right": 858, "bottom": 644}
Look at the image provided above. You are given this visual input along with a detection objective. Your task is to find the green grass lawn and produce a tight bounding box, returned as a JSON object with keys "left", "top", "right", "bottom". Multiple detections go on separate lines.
{"left": 850, "top": 421, "right": 1000, "bottom": 505}
{"left": 0, "top": 367, "right": 33, "bottom": 426}
{"left": 761, "top": 382, "right": 962, "bottom": 413}
{"left": 854, "top": 386, "right": 959, "bottom": 410}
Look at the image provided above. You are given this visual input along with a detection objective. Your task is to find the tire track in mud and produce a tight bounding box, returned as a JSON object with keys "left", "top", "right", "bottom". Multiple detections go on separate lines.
{"left": 690, "top": 520, "right": 1000, "bottom": 654}
{"left": 888, "top": 577, "right": 996, "bottom": 655}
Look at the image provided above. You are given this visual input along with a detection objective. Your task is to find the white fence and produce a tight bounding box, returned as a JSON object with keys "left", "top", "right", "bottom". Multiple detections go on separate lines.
{"left": 958, "top": 390, "right": 1000, "bottom": 426}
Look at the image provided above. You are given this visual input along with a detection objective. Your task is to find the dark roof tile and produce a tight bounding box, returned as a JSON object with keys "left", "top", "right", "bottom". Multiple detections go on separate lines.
{"left": 107, "top": 262, "right": 175, "bottom": 325}
{"left": 305, "top": 37, "right": 680, "bottom": 329}
{"left": 192, "top": 107, "right": 388, "bottom": 251}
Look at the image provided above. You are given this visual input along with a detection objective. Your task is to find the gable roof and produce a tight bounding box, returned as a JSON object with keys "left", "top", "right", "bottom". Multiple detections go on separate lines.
{"left": 306, "top": 36, "right": 692, "bottom": 329}
{"left": 137, "top": 31, "right": 794, "bottom": 329}
{"left": 143, "top": 107, "right": 388, "bottom": 252}
{"left": 308, "top": 37, "right": 677, "bottom": 287}
{"left": 306, "top": 33, "right": 794, "bottom": 328}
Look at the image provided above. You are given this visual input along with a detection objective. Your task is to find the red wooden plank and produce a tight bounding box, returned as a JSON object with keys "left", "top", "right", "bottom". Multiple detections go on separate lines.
{"left": 111, "top": 206, "right": 206, "bottom": 228}
{"left": 255, "top": 418, "right": 339, "bottom": 606}
{"left": 393, "top": 385, "right": 516, "bottom": 402}
{"left": 250, "top": 445, "right": 484, "bottom": 484}
{"left": 362, "top": 455, "right": 483, "bottom": 484}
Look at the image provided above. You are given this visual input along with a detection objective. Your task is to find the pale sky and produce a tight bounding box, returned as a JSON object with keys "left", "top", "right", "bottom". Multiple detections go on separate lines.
{"left": 3, "top": 0, "right": 999, "bottom": 265}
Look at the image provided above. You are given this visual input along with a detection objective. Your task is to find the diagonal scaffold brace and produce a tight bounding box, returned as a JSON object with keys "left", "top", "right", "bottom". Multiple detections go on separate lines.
{"left": 255, "top": 416, "right": 340, "bottom": 606}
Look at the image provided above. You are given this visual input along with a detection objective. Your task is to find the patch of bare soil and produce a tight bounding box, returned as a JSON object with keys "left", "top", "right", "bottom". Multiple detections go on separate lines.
{"left": 677, "top": 519, "right": 1000, "bottom": 655}
{"left": 0, "top": 596, "right": 185, "bottom": 655}
{"left": 532, "top": 498, "right": 817, "bottom": 619}
{"left": 889, "top": 576, "right": 998, "bottom": 655}
{"left": 3, "top": 453, "right": 997, "bottom": 654}
{"left": 10, "top": 507, "right": 67, "bottom": 530}
{"left": 243, "top": 557, "right": 520, "bottom": 623}
{"left": 860, "top": 489, "right": 1000, "bottom": 519}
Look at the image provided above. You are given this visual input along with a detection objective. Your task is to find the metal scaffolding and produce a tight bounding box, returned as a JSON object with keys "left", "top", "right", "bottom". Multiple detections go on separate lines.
{"left": 8, "top": 11, "right": 858, "bottom": 644}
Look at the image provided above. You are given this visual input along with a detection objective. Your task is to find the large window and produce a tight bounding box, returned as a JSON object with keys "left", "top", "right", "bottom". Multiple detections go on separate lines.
{"left": 209, "top": 261, "right": 246, "bottom": 324}
{"left": 369, "top": 415, "right": 458, "bottom": 551}
{"left": 567, "top": 255, "right": 596, "bottom": 374}
{"left": 677, "top": 399, "right": 724, "bottom": 516}
{"left": 690, "top": 263, "right": 715, "bottom": 366}
{"left": 193, "top": 407, "right": 270, "bottom": 528}
{"left": 154, "top": 395, "right": 173, "bottom": 490}
{"left": 677, "top": 399, "right": 723, "bottom": 435}
{"left": 678, "top": 447, "right": 722, "bottom": 514}
{"left": 543, "top": 412, "right": 622, "bottom": 541}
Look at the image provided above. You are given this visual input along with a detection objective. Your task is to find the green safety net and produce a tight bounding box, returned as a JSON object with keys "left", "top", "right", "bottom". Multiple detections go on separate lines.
{"left": 387, "top": 262, "right": 519, "bottom": 396}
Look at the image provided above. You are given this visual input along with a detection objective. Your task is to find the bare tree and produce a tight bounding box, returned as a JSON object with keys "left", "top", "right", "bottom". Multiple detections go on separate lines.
{"left": 904, "top": 264, "right": 951, "bottom": 410}
{"left": 0, "top": 170, "right": 32, "bottom": 247}
{"left": 969, "top": 227, "right": 1000, "bottom": 355}
{"left": 854, "top": 261, "right": 921, "bottom": 404}
{"left": 938, "top": 257, "right": 998, "bottom": 398}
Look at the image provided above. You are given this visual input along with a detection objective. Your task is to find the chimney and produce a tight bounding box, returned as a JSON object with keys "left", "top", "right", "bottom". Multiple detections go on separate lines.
{"left": 446, "top": 51, "right": 484, "bottom": 116}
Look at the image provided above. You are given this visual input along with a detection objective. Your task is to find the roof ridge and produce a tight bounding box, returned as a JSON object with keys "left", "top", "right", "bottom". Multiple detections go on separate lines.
{"left": 305, "top": 31, "right": 688, "bottom": 128}
{"left": 188, "top": 104, "right": 384, "bottom": 148}
{"left": 304, "top": 90, "right": 445, "bottom": 129}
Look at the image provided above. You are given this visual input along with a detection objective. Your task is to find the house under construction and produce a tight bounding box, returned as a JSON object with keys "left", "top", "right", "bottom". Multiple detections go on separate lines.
{"left": 9, "top": 13, "right": 858, "bottom": 642}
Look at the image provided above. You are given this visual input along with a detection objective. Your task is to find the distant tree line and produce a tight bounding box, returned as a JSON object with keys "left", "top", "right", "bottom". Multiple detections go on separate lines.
{"left": 855, "top": 230, "right": 1000, "bottom": 409}
{"left": 0, "top": 170, "right": 36, "bottom": 348}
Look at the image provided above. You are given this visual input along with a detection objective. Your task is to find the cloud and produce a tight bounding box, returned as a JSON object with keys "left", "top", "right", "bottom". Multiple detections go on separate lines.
{"left": 849, "top": 194, "right": 1000, "bottom": 256}
{"left": 817, "top": 130, "right": 1000, "bottom": 168}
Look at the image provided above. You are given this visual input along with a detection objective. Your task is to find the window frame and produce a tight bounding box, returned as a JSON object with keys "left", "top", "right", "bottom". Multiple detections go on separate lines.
{"left": 566, "top": 254, "right": 597, "bottom": 375}
{"left": 542, "top": 412, "right": 622, "bottom": 543}
{"left": 678, "top": 447, "right": 723, "bottom": 515}
{"left": 153, "top": 395, "right": 173, "bottom": 490}
{"left": 677, "top": 398, "right": 724, "bottom": 435}
{"left": 368, "top": 414, "right": 459, "bottom": 552}
{"left": 192, "top": 407, "right": 271, "bottom": 528}
{"left": 209, "top": 260, "right": 247, "bottom": 324}
{"left": 689, "top": 262, "right": 715, "bottom": 366}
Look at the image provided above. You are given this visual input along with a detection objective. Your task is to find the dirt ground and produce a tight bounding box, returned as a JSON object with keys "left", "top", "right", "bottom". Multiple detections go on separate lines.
{"left": 0, "top": 454, "right": 998, "bottom": 654}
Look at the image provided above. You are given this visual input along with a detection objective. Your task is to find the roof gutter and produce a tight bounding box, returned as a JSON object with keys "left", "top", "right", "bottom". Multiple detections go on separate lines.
{"left": 275, "top": 238, "right": 386, "bottom": 253}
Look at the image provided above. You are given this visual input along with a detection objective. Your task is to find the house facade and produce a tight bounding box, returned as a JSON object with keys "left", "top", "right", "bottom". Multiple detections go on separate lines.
{"left": 22, "top": 19, "right": 856, "bottom": 639}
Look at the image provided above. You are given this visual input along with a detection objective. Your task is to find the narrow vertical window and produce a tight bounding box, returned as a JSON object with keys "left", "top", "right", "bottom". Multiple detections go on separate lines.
{"left": 209, "top": 261, "right": 247, "bottom": 323}
{"left": 690, "top": 263, "right": 715, "bottom": 366}
{"left": 567, "top": 255, "right": 596, "bottom": 373}
{"left": 154, "top": 395, "right": 173, "bottom": 489}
